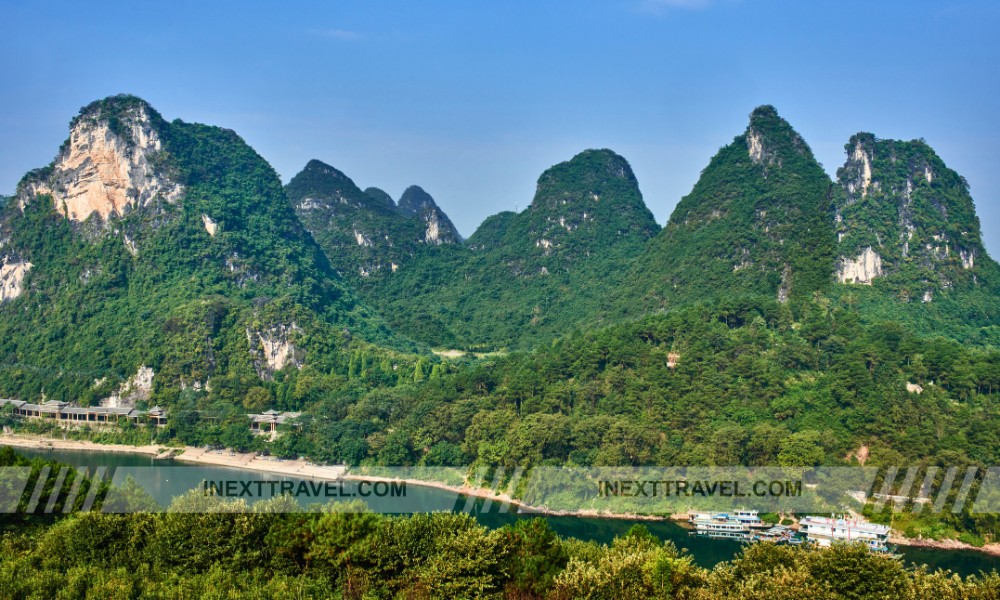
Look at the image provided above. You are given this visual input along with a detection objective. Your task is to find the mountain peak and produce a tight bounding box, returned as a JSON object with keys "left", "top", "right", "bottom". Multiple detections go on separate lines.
{"left": 18, "top": 94, "right": 181, "bottom": 224}
{"left": 71, "top": 94, "right": 162, "bottom": 128}
{"left": 744, "top": 105, "right": 814, "bottom": 166}
{"left": 519, "top": 148, "right": 658, "bottom": 259}
{"left": 629, "top": 106, "right": 834, "bottom": 307}
{"left": 396, "top": 186, "right": 460, "bottom": 245}
{"left": 285, "top": 159, "right": 378, "bottom": 213}
{"left": 834, "top": 133, "right": 993, "bottom": 292}
{"left": 397, "top": 185, "right": 438, "bottom": 216}
{"left": 540, "top": 148, "right": 637, "bottom": 187}
{"left": 532, "top": 148, "right": 642, "bottom": 210}
{"left": 364, "top": 187, "right": 395, "bottom": 210}
{"left": 301, "top": 159, "right": 356, "bottom": 184}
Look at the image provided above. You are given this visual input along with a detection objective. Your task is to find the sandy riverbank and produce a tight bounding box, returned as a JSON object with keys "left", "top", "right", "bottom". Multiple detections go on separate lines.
{"left": 338, "top": 471, "right": 669, "bottom": 521}
{"left": 173, "top": 445, "right": 347, "bottom": 480}
{"left": 0, "top": 433, "right": 347, "bottom": 480}
{"left": 0, "top": 433, "right": 166, "bottom": 456}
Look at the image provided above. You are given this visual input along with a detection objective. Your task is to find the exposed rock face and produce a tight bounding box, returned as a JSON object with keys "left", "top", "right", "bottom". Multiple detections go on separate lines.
{"left": 837, "top": 247, "right": 883, "bottom": 284}
{"left": 424, "top": 211, "right": 443, "bottom": 244}
{"left": 0, "top": 257, "right": 31, "bottom": 302}
{"left": 960, "top": 249, "right": 975, "bottom": 270}
{"left": 247, "top": 323, "right": 303, "bottom": 380}
{"left": 846, "top": 140, "right": 873, "bottom": 198}
{"left": 101, "top": 365, "right": 154, "bottom": 408}
{"left": 747, "top": 129, "right": 765, "bottom": 164}
{"left": 123, "top": 235, "right": 138, "bottom": 256}
{"left": 777, "top": 265, "right": 792, "bottom": 303}
{"left": 202, "top": 214, "right": 218, "bottom": 237}
{"left": 20, "top": 102, "right": 183, "bottom": 223}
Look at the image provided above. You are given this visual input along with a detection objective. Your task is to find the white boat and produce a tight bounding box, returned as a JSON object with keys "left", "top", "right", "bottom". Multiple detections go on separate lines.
{"left": 799, "top": 516, "right": 893, "bottom": 552}
{"left": 689, "top": 513, "right": 751, "bottom": 539}
{"left": 732, "top": 509, "right": 766, "bottom": 528}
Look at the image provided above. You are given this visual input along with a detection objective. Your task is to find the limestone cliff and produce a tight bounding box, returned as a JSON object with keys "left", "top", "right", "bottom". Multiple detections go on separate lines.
{"left": 18, "top": 99, "right": 182, "bottom": 223}
{"left": 247, "top": 323, "right": 304, "bottom": 380}
{"left": 0, "top": 257, "right": 31, "bottom": 302}
{"left": 101, "top": 365, "right": 155, "bottom": 409}
{"left": 0, "top": 94, "right": 408, "bottom": 407}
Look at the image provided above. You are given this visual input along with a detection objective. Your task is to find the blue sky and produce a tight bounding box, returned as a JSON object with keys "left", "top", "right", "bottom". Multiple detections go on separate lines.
{"left": 2, "top": 0, "right": 999, "bottom": 255}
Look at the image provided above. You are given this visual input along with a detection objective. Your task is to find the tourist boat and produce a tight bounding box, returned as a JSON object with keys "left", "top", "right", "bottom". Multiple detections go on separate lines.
{"left": 689, "top": 513, "right": 751, "bottom": 540}
{"left": 732, "top": 509, "right": 767, "bottom": 528}
{"left": 798, "top": 516, "right": 896, "bottom": 553}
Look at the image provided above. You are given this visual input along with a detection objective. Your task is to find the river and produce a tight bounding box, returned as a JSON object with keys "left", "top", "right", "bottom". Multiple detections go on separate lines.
{"left": 12, "top": 447, "right": 999, "bottom": 577}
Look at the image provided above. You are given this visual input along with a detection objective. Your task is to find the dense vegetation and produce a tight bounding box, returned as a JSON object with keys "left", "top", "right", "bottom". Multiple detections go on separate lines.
{"left": 0, "top": 96, "right": 414, "bottom": 414}
{"left": 830, "top": 133, "right": 1000, "bottom": 344}
{"left": 1, "top": 484, "right": 997, "bottom": 599}
{"left": 346, "top": 149, "right": 661, "bottom": 350}
{"left": 623, "top": 105, "right": 836, "bottom": 317}
{"left": 206, "top": 297, "right": 996, "bottom": 543}
{"left": 286, "top": 160, "right": 460, "bottom": 281}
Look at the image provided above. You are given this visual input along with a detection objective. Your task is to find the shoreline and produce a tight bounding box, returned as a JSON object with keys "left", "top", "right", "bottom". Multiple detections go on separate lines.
{"left": 3, "top": 433, "right": 998, "bottom": 556}
{"left": 889, "top": 534, "right": 1000, "bottom": 557}
{"left": 0, "top": 433, "right": 166, "bottom": 456}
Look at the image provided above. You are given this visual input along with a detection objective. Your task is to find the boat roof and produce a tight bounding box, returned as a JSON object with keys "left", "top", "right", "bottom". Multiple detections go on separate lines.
{"left": 800, "top": 516, "right": 890, "bottom": 535}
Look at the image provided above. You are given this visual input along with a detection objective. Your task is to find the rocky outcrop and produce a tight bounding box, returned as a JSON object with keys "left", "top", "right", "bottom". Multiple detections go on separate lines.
{"left": 101, "top": 365, "right": 154, "bottom": 408}
{"left": 846, "top": 140, "right": 873, "bottom": 198}
{"left": 202, "top": 214, "right": 218, "bottom": 237}
{"left": 747, "top": 129, "right": 765, "bottom": 164}
{"left": 247, "top": 323, "right": 304, "bottom": 380}
{"left": 20, "top": 101, "right": 183, "bottom": 223}
{"left": 837, "top": 247, "right": 883, "bottom": 284}
{"left": 424, "top": 210, "right": 444, "bottom": 244}
{"left": 0, "top": 257, "right": 31, "bottom": 301}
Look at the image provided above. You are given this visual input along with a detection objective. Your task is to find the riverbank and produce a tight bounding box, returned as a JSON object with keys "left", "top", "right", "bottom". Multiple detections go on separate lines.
{"left": 0, "top": 433, "right": 663, "bottom": 520}
{"left": 0, "top": 433, "right": 347, "bottom": 480}
{"left": 3, "top": 433, "right": 999, "bottom": 557}
{"left": 339, "top": 471, "right": 670, "bottom": 522}
{"left": 0, "top": 432, "right": 166, "bottom": 456}
{"left": 890, "top": 534, "right": 1000, "bottom": 557}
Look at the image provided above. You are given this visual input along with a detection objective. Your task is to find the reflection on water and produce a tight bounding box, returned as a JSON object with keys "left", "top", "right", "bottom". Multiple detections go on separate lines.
{"left": 10, "top": 446, "right": 999, "bottom": 576}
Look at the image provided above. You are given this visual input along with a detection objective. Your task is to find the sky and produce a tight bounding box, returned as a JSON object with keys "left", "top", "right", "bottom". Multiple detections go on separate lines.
{"left": 1, "top": 0, "right": 999, "bottom": 255}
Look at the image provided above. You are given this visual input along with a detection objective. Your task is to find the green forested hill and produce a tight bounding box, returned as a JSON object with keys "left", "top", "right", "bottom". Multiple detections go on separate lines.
{"left": 827, "top": 133, "right": 1000, "bottom": 343}
{"left": 624, "top": 105, "right": 836, "bottom": 314}
{"left": 292, "top": 108, "right": 1000, "bottom": 352}
{"left": 280, "top": 297, "right": 1000, "bottom": 469}
{"left": 347, "top": 149, "right": 661, "bottom": 350}
{"left": 286, "top": 161, "right": 460, "bottom": 281}
{"left": 0, "top": 95, "right": 417, "bottom": 414}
